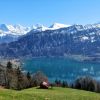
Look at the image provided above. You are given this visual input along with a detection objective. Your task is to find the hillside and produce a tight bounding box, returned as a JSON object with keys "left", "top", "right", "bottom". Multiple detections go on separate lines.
{"left": 0, "top": 87, "right": 100, "bottom": 100}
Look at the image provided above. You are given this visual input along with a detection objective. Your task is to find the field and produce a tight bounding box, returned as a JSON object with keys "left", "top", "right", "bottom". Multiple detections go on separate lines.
{"left": 0, "top": 87, "right": 100, "bottom": 100}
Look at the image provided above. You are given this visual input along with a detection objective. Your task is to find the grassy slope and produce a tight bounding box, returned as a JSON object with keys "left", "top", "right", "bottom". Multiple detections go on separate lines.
{"left": 0, "top": 87, "right": 100, "bottom": 100}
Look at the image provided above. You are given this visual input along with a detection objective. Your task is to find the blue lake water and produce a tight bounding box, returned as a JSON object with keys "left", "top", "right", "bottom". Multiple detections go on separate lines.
{"left": 22, "top": 57, "right": 100, "bottom": 82}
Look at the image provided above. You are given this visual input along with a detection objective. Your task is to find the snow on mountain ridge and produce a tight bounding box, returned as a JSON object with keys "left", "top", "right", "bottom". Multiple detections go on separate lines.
{"left": 0, "top": 24, "right": 9, "bottom": 31}
{"left": 34, "top": 24, "right": 49, "bottom": 31}
{"left": 0, "top": 23, "right": 71, "bottom": 35}
{"left": 49, "top": 23, "right": 70, "bottom": 29}
{"left": 0, "top": 24, "right": 31, "bottom": 37}
{"left": 1, "top": 22, "right": 100, "bottom": 37}
{"left": 31, "top": 23, "right": 70, "bottom": 32}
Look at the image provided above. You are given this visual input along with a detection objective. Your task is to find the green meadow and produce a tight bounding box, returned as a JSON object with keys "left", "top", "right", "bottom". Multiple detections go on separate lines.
{"left": 0, "top": 87, "right": 100, "bottom": 100}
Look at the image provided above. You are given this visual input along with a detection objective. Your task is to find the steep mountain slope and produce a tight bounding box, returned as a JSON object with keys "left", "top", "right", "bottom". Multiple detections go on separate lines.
{"left": 0, "top": 23, "right": 100, "bottom": 58}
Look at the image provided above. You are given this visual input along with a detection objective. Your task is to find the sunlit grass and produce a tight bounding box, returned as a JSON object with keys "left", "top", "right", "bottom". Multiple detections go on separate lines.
{"left": 0, "top": 87, "right": 100, "bottom": 100}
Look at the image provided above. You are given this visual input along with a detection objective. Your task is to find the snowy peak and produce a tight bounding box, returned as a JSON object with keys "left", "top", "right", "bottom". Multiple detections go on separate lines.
{"left": 83, "top": 22, "right": 100, "bottom": 29}
{"left": 93, "top": 23, "right": 100, "bottom": 28}
{"left": 0, "top": 24, "right": 31, "bottom": 36}
{"left": 31, "top": 23, "right": 70, "bottom": 32}
{"left": 0, "top": 24, "right": 9, "bottom": 31}
{"left": 13, "top": 24, "right": 30, "bottom": 34}
{"left": 35, "top": 24, "right": 49, "bottom": 31}
{"left": 31, "top": 24, "right": 49, "bottom": 32}
{"left": 0, "top": 23, "right": 71, "bottom": 36}
{"left": 49, "top": 23, "right": 70, "bottom": 29}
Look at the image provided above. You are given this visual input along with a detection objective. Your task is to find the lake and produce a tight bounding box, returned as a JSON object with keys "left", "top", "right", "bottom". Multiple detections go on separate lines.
{"left": 22, "top": 57, "right": 100, "bottom": 82}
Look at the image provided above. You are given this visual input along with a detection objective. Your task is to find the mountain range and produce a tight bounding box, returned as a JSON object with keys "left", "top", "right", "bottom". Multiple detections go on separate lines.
{"left": 0, "top": 22, "right": 100, "bottom": 58}
{"left": 0, "top": 23, "right": 69, "bottom": 43}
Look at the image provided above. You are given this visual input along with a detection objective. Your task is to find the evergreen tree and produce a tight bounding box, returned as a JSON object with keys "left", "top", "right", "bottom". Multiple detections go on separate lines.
{"left": 27, "top": 72, "right": 31, "bottom": 80}
{"left": 7, "top": 61, "right": 12, "bottom": 69}
{"left": 16, "top": 67, "right": 23, "bottom": 90}
{"left": 6, "top": 61, "right": 13, "bottom": 88}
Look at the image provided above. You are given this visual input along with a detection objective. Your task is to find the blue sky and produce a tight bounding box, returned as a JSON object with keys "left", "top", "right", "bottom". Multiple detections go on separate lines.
{"left": 0, "top": 0, "right": 100, "bottom": 26}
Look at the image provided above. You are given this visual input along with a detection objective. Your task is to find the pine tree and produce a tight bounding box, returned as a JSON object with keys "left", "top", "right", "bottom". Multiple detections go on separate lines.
{"left": 6, "top": 61, "right": 13, "bottom": 88}
{"left": 7, "top": 61, "right": 12, "bottom": 69}
{"left": 27, "top": 72, "right": 31, "bottom": 80}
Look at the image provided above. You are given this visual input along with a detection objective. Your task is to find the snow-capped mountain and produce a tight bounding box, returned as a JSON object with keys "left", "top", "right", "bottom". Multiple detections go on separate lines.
{"left": 0, "top": 22, "right": 100, "bottom": 44}
{"left": 31, "top": 24, "right": 49, "bottom": 32}
{"left": 0, "top": 24, "right": 31, "bottom": 43}
{"left": 0, "top": 23, "right": 69, "bottom": 37}
{"left": 0, "top": 22, "right": 100, "bottom": 58}
{"left": 0, "top": 23, "right": 70, "bottom": 43}
{"left": 49, "top": 23, "right": 70, "bottom": 29}
{"left": 0, "top": 24, "right": 30, "bottom": 36}
{"left": 31, "top": 23, "right": 70, "bottom": 32}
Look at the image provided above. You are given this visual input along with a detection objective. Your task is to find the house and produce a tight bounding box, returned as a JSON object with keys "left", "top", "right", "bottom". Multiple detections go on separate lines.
{"left": 40, "top": 81, "right": 49, "bottom": 89}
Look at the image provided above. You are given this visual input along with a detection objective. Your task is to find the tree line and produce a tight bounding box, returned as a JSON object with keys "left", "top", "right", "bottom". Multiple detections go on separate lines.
{"left": 53, "top": 76, "right": 100, "bottom": 93}
{"left": 0, "top": 61, "right": 48, "bottom": 90}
